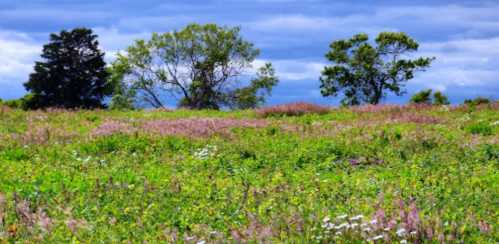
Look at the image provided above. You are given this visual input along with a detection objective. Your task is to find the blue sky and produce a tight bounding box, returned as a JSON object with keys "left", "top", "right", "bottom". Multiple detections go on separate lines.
{"left": 1, "top": 0, "right": 498, "bottom": 106}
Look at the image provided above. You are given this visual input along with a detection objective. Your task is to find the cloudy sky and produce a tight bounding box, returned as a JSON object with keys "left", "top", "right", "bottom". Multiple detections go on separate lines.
{"left": 1, "top": 0, "right": 498, "bottom": 105}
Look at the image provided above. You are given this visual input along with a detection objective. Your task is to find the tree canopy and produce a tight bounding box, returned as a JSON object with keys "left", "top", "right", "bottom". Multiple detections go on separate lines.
{"left": 110, "top": 23, "right": 278, "bottom": 110}
{"left": 320, "top": 32, "right": 434, "bottom": 106}
{"left": 410, "top": 89, "right": 450, "bottom": 105}
{"left": 24, "top": 28, "right": 111, "bottom": 109}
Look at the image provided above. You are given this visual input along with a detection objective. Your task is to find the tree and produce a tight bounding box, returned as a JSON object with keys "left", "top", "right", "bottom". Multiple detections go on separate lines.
{"left": 410, "top": 89, "right": 450, "bottom": 105}
{"left": 108, "top": 66, "right": 136, "bottom": 110}
{"left": 432, "top": 91, "right": 450, "bottom": 105}
{"left": 410, "top": 89, "right": 432, "bottom": 104}
{"left": 110, "top": 23, "right": 278, "bottom": 110}
{"left": 320, "top": 32, "right": 434, "bottom": 106}
{"left": 464, "top": 97, "right": 491, "bottom": 106}
{"left": 24, "top": 28, "right": 111, "bottom": 109}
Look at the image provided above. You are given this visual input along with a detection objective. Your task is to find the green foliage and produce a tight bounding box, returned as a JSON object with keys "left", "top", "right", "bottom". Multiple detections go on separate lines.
{"left": 108, "top": 67, "right": 136, "bottom": 110}
{"left": 0, "top": 94, "right": 34, "bottom": 110}
{"left": 23, "top": 28, "right": 112, "bottom": 109}
{"left": 433, "top": 91, "right": 450, "bottom": 105}
{"left": 410, "top": 89, "right": 432, "bottom": 104}
{"left": 464, "top": 97, "right": 491, "bottom": 106}
{"left": 111, "top": 23, "right": 278, "bottom": 110}
{"left": 410, "top": 89, "right": 450, "bottom": 105}
{"left": 320, "top": 32, "right": 434, "bottom": 105}
{"left": 0, "top": 93, "right": 497, "bottom": 242}
{"left": 227, "top": 63, "right": 279, "bottom": 109}
{"left": 466, "top": 122, "right": 494, "bottom": 136}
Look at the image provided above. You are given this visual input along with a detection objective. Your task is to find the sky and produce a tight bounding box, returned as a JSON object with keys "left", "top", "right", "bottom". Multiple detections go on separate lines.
{"left": 1, "top": 0, "right": 498, "bottom": 106}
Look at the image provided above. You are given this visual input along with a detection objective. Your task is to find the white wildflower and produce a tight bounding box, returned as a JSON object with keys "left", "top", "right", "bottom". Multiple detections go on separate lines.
{"left": 350, "top": 215, "right": 364, "bottom": 221}
{"left": 196, "top": 241, "right": 206, "bottom": 244}
{"left": 350, "top": 223, "right": 359, "bottom": 229}
{"left": 322, "top": 216, "right": 331, "bottom": 223}
{"left": 372, "top": 235, "right": 384, "bottom": 240}
{"left": 410, "top": 231, "right": 417, "bottom": 235}
{"left": 384, "top": 227, "right": 391, "bottom": 231}
{"left": 336, "top": 214, "right": 348, "bottom": 220}
{"left": 194, "top": 145, "right": 217, "bottom": 160}
{"left": 362, "top": 227, "right": 372, "bottom": 232}
{"left": 396, "top": 228, "right": 406, "bottom": 237}
{"left": 400, "top": 240, "right": 408, "bottom": 244}
{"left": 335, "top": 223, "right": 349, "bottom": 230}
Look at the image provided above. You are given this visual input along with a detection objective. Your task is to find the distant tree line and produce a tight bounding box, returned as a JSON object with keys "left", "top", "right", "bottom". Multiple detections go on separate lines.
{"left": 0, "top": 25, "right": 494, "bottom": 110}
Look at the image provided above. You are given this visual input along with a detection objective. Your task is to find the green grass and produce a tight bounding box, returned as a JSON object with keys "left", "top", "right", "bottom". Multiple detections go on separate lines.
{"left": 0, "top": 104, "right": 497, "bottom": 242}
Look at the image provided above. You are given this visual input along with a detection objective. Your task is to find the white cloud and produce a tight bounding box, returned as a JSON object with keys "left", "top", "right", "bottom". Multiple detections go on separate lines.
{"left": 254, "top": 59, "right": 325, "bottom": 81}
{"left": 0, "top": 30, "right": 40, "bottom": 85}
{"left": 410, "top": 37, "right": 499, "bottom": 91}
{"left": 93, "top": 27, "right": 150, "bottom": 61}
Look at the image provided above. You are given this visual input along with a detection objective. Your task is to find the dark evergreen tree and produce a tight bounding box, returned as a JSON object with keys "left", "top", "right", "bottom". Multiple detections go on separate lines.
{"left": 24, "top": 28, "right": 111, "bottom": 109}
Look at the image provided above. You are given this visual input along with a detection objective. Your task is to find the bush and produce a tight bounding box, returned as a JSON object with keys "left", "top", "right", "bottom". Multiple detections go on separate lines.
{"left": 410, "top": 89, "right": 450, "bottom": 105}
{"left": 0, "top": 94, "right": 33, "bottom": 110}
{"left": 464, "top": 97, "right": 491, "bottom": 106}
{"left": 466, "top": 122, "right": 493, "bottom": 136}
{"left": 256, "top": 102, "right": 330, "bottom": 117}
{"left": 433, "top": 91, "right": 450, "bottom": 105}
{"left": 410, "top": 89, "right": 432, "bottom": 104}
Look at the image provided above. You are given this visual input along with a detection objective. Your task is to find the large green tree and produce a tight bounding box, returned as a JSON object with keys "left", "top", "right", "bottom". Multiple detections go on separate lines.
{"left": 24, "top": 28, "right": 111, "bottom": 109}
{"left": 110, "top": 23, "right": 278, "bottom": 110}
{"left": 320, "top": 32, "right": 434, "bottom": 105}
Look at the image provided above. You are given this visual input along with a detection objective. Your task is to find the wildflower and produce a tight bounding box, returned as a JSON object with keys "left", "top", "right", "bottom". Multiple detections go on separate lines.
{"left": 336, "top": 214, "right": 348, "bottom": 220}
{"left": 370, "top": 219, "right": 378, "bottom": 225}
{"left": 478, "top": 220, "right": 491, "bottom": 233}
{"left": 362, "top": 227, "right": 372, "bottom": 232}
{"left": 335, "top": 223, "right": 349, "bottom": 229}
{"left": 400, "top": 240, "right": 408, "bottom": 244}
{"left": 369, "top": 235, "right": 384, "bottom": 241}
{"left": 194, "top": 145, "right": 218, "bottom": 160}
{"left": 350, "top": 223, "right": 359, "bottom": 229}
{"left": 196, "top": 240, "right": 206, "bottom": 244}
{"left": 322, "top": 216, "right": 331, "bottom": 223}
{"left": 396, "top": 228, "right": 406, "bottom": 237}
{"left": 410, "top": 231, "right": 417, "bottom": 235}
{"left": 350, "top": 215, "right": 364, "bottom": 221}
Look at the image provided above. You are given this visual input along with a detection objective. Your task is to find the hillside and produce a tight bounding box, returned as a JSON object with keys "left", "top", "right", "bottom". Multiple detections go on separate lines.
{"left": 0, "top": 104, "right": 497, "bottom": 242}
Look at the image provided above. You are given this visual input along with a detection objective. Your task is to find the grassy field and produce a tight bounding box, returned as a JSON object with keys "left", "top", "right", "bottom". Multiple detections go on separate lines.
{"left": 0, "top": 104, "right": 497, "bottom": 243}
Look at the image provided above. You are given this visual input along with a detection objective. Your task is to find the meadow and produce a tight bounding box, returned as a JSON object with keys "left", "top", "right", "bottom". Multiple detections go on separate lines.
{"left": 0, "top": 103, "right": 497, "bottom": 243}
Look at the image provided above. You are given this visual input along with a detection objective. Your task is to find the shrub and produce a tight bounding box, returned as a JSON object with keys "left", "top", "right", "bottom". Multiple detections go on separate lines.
{"left": 466, "top": 122, "right": 493, "bottom": 136}
{"left": 433, "top": 91, "right": 450, "bottom": 105}
{"left": 410, "top": 89, "right": 450, "bottom": 105}
{"left": 256, "top": 102, "right": 330, "bottom": 117}
{"left": 1, "top": 94, "right": 33, "bottom": 110}
{"left": 410, "top": 89, "right": 432, "bottom": 104}
{"left": 464, "top": 97, "right": 491, "bottom": 106}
